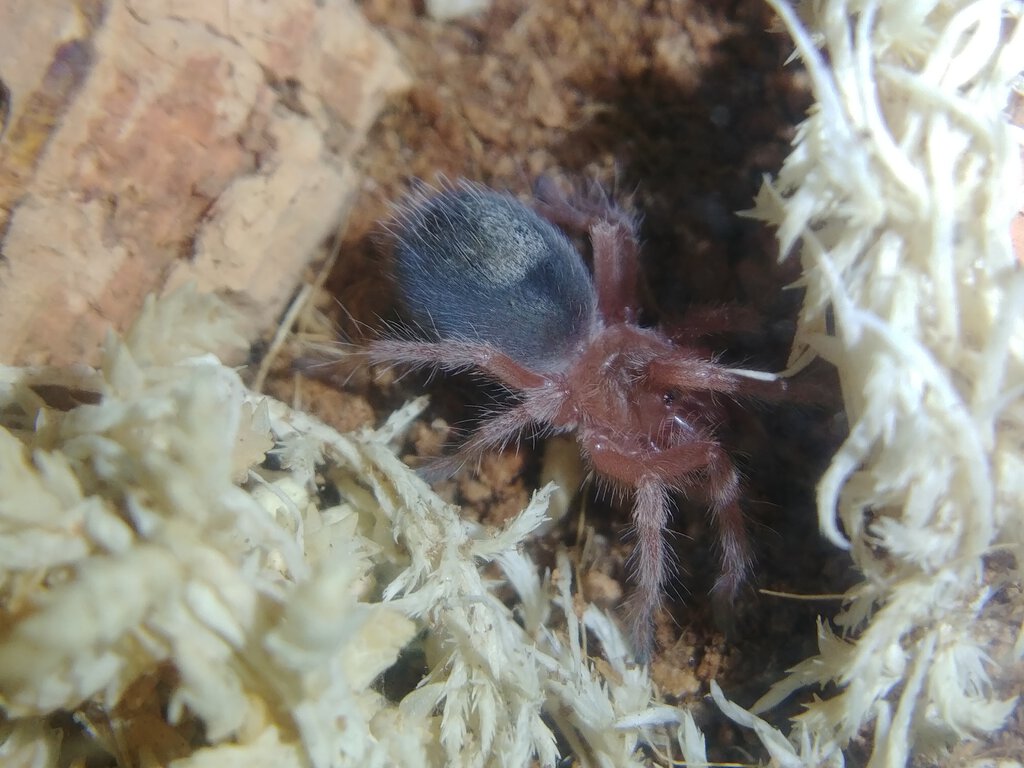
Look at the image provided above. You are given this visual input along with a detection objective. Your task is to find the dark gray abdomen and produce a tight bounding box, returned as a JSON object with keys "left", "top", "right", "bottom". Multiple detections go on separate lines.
{"left": 392, "top": 185, "right": 597, "bottom": 371}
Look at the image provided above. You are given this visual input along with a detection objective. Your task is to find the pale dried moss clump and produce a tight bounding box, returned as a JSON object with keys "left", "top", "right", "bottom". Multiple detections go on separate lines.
{"left": 0, "top": 286, "right": 705, "bottom": 767}
{"left": 718, "top": 0, "right": 1024, "bottom": 765}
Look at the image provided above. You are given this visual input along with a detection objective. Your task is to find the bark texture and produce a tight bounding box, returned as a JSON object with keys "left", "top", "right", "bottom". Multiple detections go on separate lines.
{"left": 0, "top": 0, "right": 408, "bottom": 364}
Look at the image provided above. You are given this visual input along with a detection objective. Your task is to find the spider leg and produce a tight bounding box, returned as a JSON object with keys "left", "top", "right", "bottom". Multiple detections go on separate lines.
{"left": 421, "top": 399, "right": 545, "bottom": 479}
{"left": 587, "top": 438, "right": 752, "bottom": 657}
{"left": 626, "top": 477, "right": 670, "bottom": 661}
{"left": 532, "top": 175, "right": 633, "bottom": 232}
{"left": 590, "top": 220, "right": 641, "bottom": 325}
{"left": 603, "top": 443, "right": 752, "bottom": 593}
{"left": 533, "top": 176, "right": 641, "bottom": 324}
{"left": 642, "top": 442, "right": 752, "bottom": 600}
{"left": 369, "top": 338, "right": 549, "bottom": 390}
{"left": 700, "top": 446, "right": 751, "bottom": 599}
{"left": 646, "top": 354, "right": 741, "bottom": 395}
{"left": 586, "top": 441, "right": 681, "bottom": 659}
{"left": 372, "top": 339, "right": 572, "bottom": 479}
{"left": 648, "top": 347, "right": 832, "bottom": 405}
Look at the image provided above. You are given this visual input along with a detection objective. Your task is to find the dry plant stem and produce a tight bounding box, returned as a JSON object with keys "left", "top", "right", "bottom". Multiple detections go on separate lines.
{"left": 253, "top": 231, "right": 345, "bottom": 393}
{"left": 253, "top": 283, "right": 314, "bottom": 394}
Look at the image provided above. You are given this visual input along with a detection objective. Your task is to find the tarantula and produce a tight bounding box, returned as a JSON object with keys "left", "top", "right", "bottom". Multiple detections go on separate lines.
{"left": 370, "top": 178, "right": 772, "bottom": 658}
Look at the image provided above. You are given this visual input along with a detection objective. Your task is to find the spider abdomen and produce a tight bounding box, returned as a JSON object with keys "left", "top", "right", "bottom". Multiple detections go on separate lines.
{"left": 390, "top": 183, "right": 598, "bottom": 372}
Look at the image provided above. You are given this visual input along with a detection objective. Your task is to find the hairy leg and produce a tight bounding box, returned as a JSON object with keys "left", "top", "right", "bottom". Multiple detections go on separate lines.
{"left": 422, "top": 395, "right": 564, "bottom": 479}
{"left": 645, "top": 344, "right": 814, "bottom": 405}
{"left": 589, "top": 221, "right": 641, "bottom": 325}
{"left": 646, "top": 354, "right": 741, "bottom": 395}
{"left": 371, "top": 338, "right": 573, "bottom": 480}
{"left": 586, "top": 436, "right": 752, "bottom": 654}
{"left": 610, "top": 440, "right": 752, "bottom": 599}
{"left": 626, "top": 477, "right": 671, "bottom": 661}
{"left": 533, "top": 176, "right": 641, "bottom": 324}
{"left": 369, "top": 338, "right": 549, "bottom": 390}
{"left": 532, "top": 175, "right": 633, "bottom": 233}
{"left": 700, "top": 446, "right": 752, "bottom": 599}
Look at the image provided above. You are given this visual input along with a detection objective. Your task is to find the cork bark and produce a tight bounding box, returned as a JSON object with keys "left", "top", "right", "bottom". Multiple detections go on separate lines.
{"left": 0, "top": 0, "right": 408, "bottom": 365}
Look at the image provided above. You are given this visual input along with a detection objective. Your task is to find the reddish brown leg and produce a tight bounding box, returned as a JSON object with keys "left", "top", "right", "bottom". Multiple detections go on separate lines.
{"left": 372, "top": 337, "right": 578, "bottom": 480}
{"left": 369, "top": 339, "right": 549, "bottom": 390}
{"left": 533, "top": 176, "right": 641, "bottom": 324}
{"left": 646, "top": 355, "right": 741, "bottom": 395}
{"left": 422, "top": 399, "right": 555, "bottom": 479}
{"left": 627, "top": 477, "right": 671, "bottom": 661}
{"left": 533, "top": 176, "right": 634, "bottom": 232}
{"left": 587, "top": 437, "right": 752, "bottom": 656}
{"left": 589, "top": 221, "right": 641, "bottom": 325}
{"left": 590, "top": 440, "right": 752, "bottom": 588}
{"left": 532, "top": 176, "right": 596, "bottom": 233}
{"left": 589, "top": 438, "right": 721, "bottom": 482}
{"left": 647, "top": 343, "right": 804, "bottom": 404}
{"left": 701, "top": 447, "right": 752, "bottom": 599}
